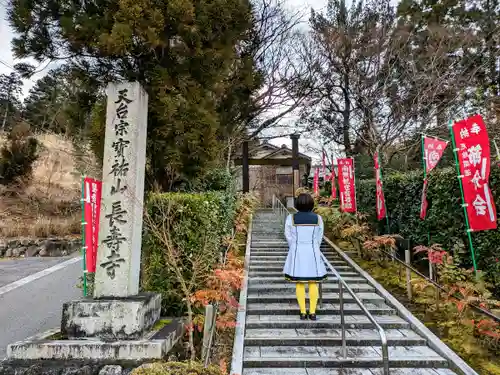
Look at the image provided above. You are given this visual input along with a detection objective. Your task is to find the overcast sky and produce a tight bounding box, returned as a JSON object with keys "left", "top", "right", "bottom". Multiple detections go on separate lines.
{"left": 0, "top": 0, "right": 329, "bottom": 158}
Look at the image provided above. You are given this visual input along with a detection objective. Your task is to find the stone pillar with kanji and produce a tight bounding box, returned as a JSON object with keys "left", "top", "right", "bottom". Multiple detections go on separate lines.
{"left": 60, "top": 82, "right": 161, "bottom": 341}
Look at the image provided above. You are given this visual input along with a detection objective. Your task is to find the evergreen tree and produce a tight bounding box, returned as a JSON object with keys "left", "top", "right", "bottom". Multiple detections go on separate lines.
{"left": 8, "top": 0, "right": 259, "bottom": 190}
{"left": 0, "top": 72, "right": 23, "bottom": 131}
{"left": 23, "top": 65, "right": 100, "bottom": 136}
{"left": 396, "top": 0, "right": 500, "bottom": 123}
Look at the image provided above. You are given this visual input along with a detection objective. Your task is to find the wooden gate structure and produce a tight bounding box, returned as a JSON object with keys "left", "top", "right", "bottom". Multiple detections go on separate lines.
{"left": 234, "top": 134, "right": 311, "bottom": 206}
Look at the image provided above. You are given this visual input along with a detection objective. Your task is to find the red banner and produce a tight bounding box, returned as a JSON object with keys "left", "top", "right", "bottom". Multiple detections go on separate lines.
{"left": 313, "top": 168, "right": 319, "bottom": 196}
{"left": 452, "top": 114, "right": 497, "bottom": 231}
{"left": 374, "top": 152, "right": 386, "bottom": 220}
{"left": 322, "top": 150, "right": 326, "bottom": 177}
{"left": 83, "top": 177, "right": 102, "bottom": 273}
{"left": 338, "top": 158, "right": 356, "bottom": 213}
{"left": 331, "top": 162, "right": 337, "bottom": 199}
{"left": 424, "top": 137, "right": 448, "bottom": 173}
{"left": 420, "top": 179, "right": 429, "bottom": 219}
{"left": 420, "top": 136, "right": 448, "bottom": 219}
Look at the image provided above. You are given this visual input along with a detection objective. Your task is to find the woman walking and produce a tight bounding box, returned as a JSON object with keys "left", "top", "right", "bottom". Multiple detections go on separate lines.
{"left": 283, "top": 193, "right": 327, "bottom": 320}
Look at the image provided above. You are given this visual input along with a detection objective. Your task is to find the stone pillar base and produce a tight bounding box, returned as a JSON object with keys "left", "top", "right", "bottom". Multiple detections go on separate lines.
{"left": 61, "top": 293, "right": 161, "bottom": 341}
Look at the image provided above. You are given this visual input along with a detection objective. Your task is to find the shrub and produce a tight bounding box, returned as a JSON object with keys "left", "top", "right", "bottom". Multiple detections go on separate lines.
{"left": 0, "top": 123, "right": 39, "bottom": 184}
{"left": 142, "top": 191, "right": 236, "bottom": 317}
{"left": 197, "top": 168, "right": 233, "bottom": 192}
{"left": 131, "top": 361, "right": 223, "bottom": 375}
{"left": 356, "top": 167, "right": 500, "bottom": 293}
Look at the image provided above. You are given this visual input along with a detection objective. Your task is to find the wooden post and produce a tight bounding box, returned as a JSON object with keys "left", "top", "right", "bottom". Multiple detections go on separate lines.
{"left": 429, "top": 259, "right": 433, "bottom": 281}
{"left": 354, "top": 238, "right": 361, "bottom": 258}
{"left": 291, "top": 133, "right": 300, "bottom": 196}
{"left": 202, "top": 304, "right": 215, "bottom": 362}
{"left": 405, "top": 249, "right": 412, "bottom": 300}
{"left": 242, "top": 140, "right": 249, "bottom": 193}
{"left": 430, "top": 262, "right": 440, "bottom": 306}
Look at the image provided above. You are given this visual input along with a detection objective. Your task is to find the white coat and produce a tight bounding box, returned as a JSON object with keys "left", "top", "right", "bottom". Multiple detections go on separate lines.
{"left": 282, "top": 212, "right": 327, "bottom": 282}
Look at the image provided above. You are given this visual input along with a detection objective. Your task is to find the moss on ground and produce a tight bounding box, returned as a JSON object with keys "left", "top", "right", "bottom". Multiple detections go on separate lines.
{"left": 353, "top": 253, "right": 500, "bottom": 375}
{"left": 152, "top": 319, "right": 173, "bottom": 331}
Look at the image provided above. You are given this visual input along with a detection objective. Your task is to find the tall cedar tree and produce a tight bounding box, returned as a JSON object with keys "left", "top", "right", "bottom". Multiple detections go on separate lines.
{"left": 8, "top": 0, "right": 259, "bottom": 190}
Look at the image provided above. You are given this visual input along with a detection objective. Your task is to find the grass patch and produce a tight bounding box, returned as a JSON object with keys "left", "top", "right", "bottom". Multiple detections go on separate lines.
{"left": 152, "top": 319, "right": 173, "bottom": 331}
{"left": 46, "top": 331, "right": 66, "bottom": 340}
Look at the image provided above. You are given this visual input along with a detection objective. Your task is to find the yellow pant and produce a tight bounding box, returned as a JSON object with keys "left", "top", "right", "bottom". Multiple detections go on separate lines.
{"left": 295, "top": 282, "right": 319, "bottom": 314}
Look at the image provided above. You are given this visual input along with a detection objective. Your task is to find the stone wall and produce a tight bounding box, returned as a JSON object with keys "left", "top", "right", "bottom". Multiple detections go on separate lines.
{"left": 0, "top": 238, "right": 80, "bottom": 258}
{"left": 0, "top": 362, "right": 155, "bottom": 375}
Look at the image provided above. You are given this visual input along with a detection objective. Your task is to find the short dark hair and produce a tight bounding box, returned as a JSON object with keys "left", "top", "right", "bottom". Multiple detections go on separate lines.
{"left": 295, "top": 193, "right": 314, "bottom": 212}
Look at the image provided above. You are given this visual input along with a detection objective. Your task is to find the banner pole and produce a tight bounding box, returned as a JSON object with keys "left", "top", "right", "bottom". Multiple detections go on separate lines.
{"left": 81, "top": 177, "right": 88, "bottom": 297}
{"left": 494, "top": 139, "right": 500, "bottom": 163}
{"left": 448, "top": 120, "right": 478, "bottom": 275}
{"left": 420, "top": 135, "right": 431, "bottom": 245}
{"left": 419, "top": 133, "right": 449, "bottom": 143}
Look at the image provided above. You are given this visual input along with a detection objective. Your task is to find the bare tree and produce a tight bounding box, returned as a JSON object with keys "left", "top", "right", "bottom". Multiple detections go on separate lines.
{"left": 300, "top": 0, "right": 482, "bottom": 163}
{"left": 243, "top": 0, "right": 318, "bottom": 140}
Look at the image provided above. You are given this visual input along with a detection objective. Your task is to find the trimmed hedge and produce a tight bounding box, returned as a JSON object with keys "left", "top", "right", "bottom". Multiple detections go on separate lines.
{"left": 356, "top": 167, "right": 500, "bottom": 292}
{"left": 142, "top": 191, "right": 235, "bottom": 316}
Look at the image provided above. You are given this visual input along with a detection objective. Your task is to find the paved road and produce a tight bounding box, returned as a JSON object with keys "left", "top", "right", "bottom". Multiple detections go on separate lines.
{"left": 0, "top": 256, "right": 82, "bottom": 358}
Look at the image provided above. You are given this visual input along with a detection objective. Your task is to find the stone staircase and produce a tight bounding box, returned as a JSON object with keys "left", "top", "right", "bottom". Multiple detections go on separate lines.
{"left": 231, "top": 209, "right": 477, "bottom": 375}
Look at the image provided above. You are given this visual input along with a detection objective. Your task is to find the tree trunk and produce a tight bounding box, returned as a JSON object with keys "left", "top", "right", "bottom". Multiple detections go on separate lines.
{"left": 342, "top": 73, "right": 351, "bottom": 155}
{"left": 226, "top": 138, "right": 232, "bottom": 172}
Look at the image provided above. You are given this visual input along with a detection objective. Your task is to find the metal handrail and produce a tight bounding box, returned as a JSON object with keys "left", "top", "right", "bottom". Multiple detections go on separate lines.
{"left": 271, "top": 195, "right": 390, "bottom": 375}
{"left": 271, "top": 195, "right": 288, "bottom": 225}
{"left": 320, "top": 253, "right": 390, "bottom": 375}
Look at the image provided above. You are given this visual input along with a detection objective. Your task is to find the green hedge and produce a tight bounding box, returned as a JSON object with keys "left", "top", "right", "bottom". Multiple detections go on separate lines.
{"left": 141, "top": 191, "right": 235, "bottom": 316}
{"left": 356, "top": 167, "right": 500, "bottom": 292}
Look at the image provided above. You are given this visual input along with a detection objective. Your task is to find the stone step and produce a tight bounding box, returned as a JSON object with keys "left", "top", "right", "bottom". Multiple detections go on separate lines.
{"left": 243, "top": 345, "right": 449, "bottom": 368}
{"left": 248, "top": 276, "right": 367, "bottom": 284}
{"left": 251, "top": 248, "right": 336, "bottom": 252}
{"left": 245, "top": 315, "right": 411, "bottom": 330}
{"left": 247, "top": 302, "right": 395, "bottom": 316}
{"left": 250, "top": 252, "right": 337, "bottom": 258}
{"left": 251, "top": 242, "right": 331, "bottom": 246}
{"left": 244, "top": 328, "right": 426, "bottom": 347}
{"left": 246, "top": 292, "right": 384, "bottom": 304}
{"left": 249, "top": 251, "right": 338, "bottom": 256}
{"left": 250, "top": 255, "right": 344, "bottom": 261}
{"left": 250, "top": 245, "right": 289, "bottom": 249}
{"left": 250, "top": 260, "right": 347, "bottom": 267}
{"left": 248, "top": 271, "right": 360, "bottom": 277}
{"left": 250, "top": 265, "right": 353, "bottom": 272}
{"left": 247, "top": 283, "right": 374, "bottom": 293}
{"left": 251, "top": 238, "right": 285, "bottom": 241}
{"left": 250, "top": 243, "right": 288, "bottom": 246}
{"left": 243, "top": 368, "right": 457, "bottom": 374}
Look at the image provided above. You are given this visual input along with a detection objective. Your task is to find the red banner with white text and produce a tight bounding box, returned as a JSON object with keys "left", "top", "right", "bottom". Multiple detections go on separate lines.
{"left": 338, "top": 158, "right": 356, "bottom": 213}
{"left": 452, "top": 114, "right": 497, "bottom": 231}
{"left": 83, "top": 177, "right": 102, "bottom": 273}
{"left": 424, "top": 137, "right": 448, "bottom": 173}
{"left": 313, "top": 168, "right": 319, "bottom": 196}
{"left": 420, "top": 137, "right": 448, "bottom": 219}
{"left": 374, "top": 152, "right": 386, "bottom": 220}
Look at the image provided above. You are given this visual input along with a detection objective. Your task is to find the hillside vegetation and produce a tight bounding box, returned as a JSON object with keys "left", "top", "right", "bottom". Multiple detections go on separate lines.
{"left": 0, "top": 132, "right": 98, "bottom": 238}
